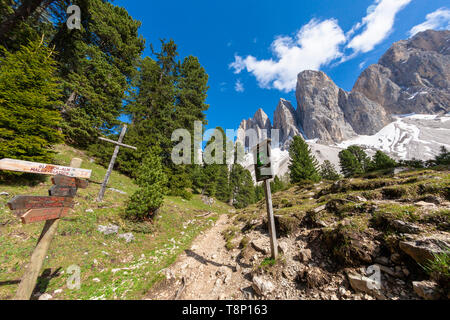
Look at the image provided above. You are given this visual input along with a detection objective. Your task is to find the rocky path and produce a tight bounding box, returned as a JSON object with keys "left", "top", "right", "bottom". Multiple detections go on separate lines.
{"left": 146, "top": 214, "right": 252, "bottom": 300}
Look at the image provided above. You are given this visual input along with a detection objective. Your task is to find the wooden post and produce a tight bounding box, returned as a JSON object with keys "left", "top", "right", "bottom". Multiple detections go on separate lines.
{"left": 96, "top": 125, "right": 136, "bottom": 202}
{"left": 263, "top": 179, "right": 278, "bottom": 260}
{"left": 14, "top": 158, "right": 83, "bottom": 300}
{"left": 253, "top": 139, "right": 278, "bottom": 260}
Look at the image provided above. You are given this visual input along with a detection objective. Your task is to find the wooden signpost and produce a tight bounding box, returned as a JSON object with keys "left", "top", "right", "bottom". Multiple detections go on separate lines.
{"left": 0, "top": 157, "right": 91, "bottom": 300}
{"left": 254, "top": 139, "right": 278, "bottom": 259}
{"left": 0, "top": 159, "right": 91, "bottom": 178}
{"left": 97, "top": 124, "right": 137, "bottom": 202}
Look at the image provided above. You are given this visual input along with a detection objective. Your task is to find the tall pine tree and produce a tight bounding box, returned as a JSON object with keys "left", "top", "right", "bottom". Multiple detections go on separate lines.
{"left": 339, "top": 146, "right": 371, "bottom": 177}
{"left": 0, "top": 38, "right": 63, "bottom": 172}
{"left": 229, "top": 163, "right": 255, "bottom": 209}
{"left": 288, "top": 136, "right": 321, "bottom": 183}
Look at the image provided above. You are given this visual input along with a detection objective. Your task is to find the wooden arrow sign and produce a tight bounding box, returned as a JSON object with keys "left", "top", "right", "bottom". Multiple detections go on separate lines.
{"left": 52, "top": 175, "right": 88, "bottom": 189}
{"left": 7, "top": 196, "right": 74, "bottom": 211}
{"left": 20, "top": 207, "right": 71, "bottom": 224}
{"left": 0, "top": 159, "right": 92, "bottom": 179}
{"left": 49, "top": 185, "right": 77, "bottom": 197}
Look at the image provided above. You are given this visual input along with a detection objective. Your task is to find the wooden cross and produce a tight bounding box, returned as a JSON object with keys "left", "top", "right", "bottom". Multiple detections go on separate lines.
{"left": 97, "top": 124, "right": 137, "bottom": 202}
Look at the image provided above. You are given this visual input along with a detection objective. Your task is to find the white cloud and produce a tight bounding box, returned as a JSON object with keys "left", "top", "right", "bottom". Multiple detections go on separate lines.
{"left": 229, "top": 19, "right": 346, "bottom": 92}
{"left": 235, "top": 79, "right": 244, "bottom": 92}
{"left": 409, "top": 8, "right": 450, "bottom": 37}
{"left": 359, "top": 60, "right": 367, "bottom": 69}
{"left": 347, "top": 0, "right": 411, "bottom": 54}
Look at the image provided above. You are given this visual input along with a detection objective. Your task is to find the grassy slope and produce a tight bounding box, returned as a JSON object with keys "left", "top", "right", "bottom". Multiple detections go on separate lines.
{"left": 0, "top": 145, "right": 230, "bottom": 300}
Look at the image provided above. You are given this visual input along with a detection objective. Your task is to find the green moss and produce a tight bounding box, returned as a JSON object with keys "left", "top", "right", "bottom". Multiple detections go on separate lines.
{"left": 420, "top": 209, "right": 450, "bottom": 231}
{"left": 274, "top": 215, "right": 300, "bottom": 236}
{"left": 239, "top": 236, "right": 250, "bottom": 249}
{"left": 372, "top": 204, "right": 419, "bottom": 231}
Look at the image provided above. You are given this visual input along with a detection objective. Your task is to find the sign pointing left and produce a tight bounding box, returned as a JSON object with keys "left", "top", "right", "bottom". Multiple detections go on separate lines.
{"left": 0, "top": 159, "right": 91, "bottom": 179}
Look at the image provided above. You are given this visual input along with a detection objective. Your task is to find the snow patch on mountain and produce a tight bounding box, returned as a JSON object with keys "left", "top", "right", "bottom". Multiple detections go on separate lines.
{"left": 337, "top": 114, "right": 450, "bottom": 160}
{"left": 242, "top": 114, "right": 450, "bottom": 182}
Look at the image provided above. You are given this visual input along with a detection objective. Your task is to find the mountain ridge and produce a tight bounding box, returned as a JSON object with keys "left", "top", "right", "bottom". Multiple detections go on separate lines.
{"left": 236, "top": 29, "right": 450, "bottom": 150}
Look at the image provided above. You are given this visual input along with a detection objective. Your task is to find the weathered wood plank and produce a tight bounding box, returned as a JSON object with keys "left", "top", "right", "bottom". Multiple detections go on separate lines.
{"left": 20, "top": 207, "right": 71, "bottom": 224}
{"left": 48, "top": 185, "right": 78, "bottom": 197}
{"left": 51, "top": 175, "right": 88, "bottom": 189}
{"left": 0, "top": 159, "right": 92, "bottom": 178}
{"left": 7, "top": 196, "right": 74, "bottom": 211}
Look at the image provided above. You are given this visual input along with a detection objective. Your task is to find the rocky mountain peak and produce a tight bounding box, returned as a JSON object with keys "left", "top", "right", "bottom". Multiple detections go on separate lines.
{"left": 237, "top": 108, "right": 272, "bottom": 149}
{"left": 236, "top": 30, "right": 449, "bottom": 147}
{"left": 273, "top": 98, "right": 302, "bottom": 148}
{"left": 296, "top": 70, "right": 356, "bottom": 143}
{"left": 253, "top": 108, "right": 271, "bottom": 130}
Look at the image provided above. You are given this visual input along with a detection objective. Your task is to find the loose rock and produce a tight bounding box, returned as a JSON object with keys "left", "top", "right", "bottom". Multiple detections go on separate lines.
{"left": 413, "top": 281, "right": 442, "bottom": 300}
{"left": 38, "top": 293, "right": 53, "bottom": 300}
{"left": 118, "top": 233, "right": 135, "bottom": 243}
{"left": 97, "top": 224, "right": 119, "bottom": 235}
{"left": 252, "top": 275, "right": 275, "bottom": 296}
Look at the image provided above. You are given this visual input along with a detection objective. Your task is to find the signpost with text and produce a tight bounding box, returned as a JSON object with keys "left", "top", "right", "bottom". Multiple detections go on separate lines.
{"left": 254, "top": 139, "right": 278, "bottom": 260}
{"left": 0, "top": 157, "right": 91, "bottom": 300}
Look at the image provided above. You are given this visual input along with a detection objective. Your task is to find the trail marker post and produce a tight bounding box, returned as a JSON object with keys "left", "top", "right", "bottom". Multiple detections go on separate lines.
{"left": 254, "top": 139, "right": 278, "bottom": 259}
{"left": 0, "top": 157, "right": 91, "bottom": 300}
{"left": 96, "top": 125, "right": 137, "bottom": 202}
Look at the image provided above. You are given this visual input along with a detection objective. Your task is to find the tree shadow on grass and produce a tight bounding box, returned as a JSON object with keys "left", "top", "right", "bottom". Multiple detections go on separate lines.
{"left": 30, "top": 267, "right": 63, "bottom": 300}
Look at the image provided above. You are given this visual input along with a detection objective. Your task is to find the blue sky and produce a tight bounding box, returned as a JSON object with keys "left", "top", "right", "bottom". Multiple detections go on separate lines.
{"left": 115, "top": 0, "right": 449, "bottom": 134}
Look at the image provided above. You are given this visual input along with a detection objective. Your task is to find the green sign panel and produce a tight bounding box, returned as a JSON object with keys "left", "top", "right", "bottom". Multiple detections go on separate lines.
{"left": 255, "top": 140, "right": 273, "bottom": 182}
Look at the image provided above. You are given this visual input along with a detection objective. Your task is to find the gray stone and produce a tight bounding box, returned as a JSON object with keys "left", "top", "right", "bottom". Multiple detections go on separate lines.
{"left": 97, "top": 224, "right": 119, "bottom": 235}
{"left": 313, "top": 205, "right": 326, "bottom": 214}
{"left": 374, "top": 256, "right": 390, "bottom": 266}
{"left": 413, "top": 281, "right": 442, "bottom": 300}
{"left": 347, "top": 272, "right": 385, "bottom": 300}
{"left": 277, "top": 241, "right": 289, "bottom": 254}
{"left": 118, "top": 233, "right": 135, "bottom": 243}
{"left": 0, "top": 192, "right": 9, "bottom": 196}
{"left": 251, "top": 239, "right": 269, "bottom": 255}
{"left": 298, "top": 249, "right": 312, "bottom": 263}
{"left": 399, "top": 238, "right": 448, "bottom": 265}
{"left": 38, "top": 293, "right": 53, "bottom": 300}
{"left": 252, "top": 275, "right": 275, "bottom": 296}
{"left": 391, "top": 220, "right": 421, "bottom": 234}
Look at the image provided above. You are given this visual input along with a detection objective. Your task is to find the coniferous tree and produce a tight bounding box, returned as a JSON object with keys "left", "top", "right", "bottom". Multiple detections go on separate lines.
{"left": 230, "top": 163, "right": 255, "bottom": 209}
{"left": 254, "top": 184, "right": 265, "bottom": 202}
{"left": 0, "top": 38, "right": 63, "bottom": 171}
{"left": 339, "top": 146, "right": 371, "bottom": 177}
{"left": 51, "top": 0, "right": 145, "bottom": 147}
{"left": 201, "top": 127, "right": 231, "bottom": 201}
{"left": 125, "top": 148, "right": 167, "bottom": 221}
{"left": 270, "top": 176, "right": 285, "bottom": 194}
{"left": 320, "top": 160, "right": 341, "bottom": 181}
{"left": 288, "top": 136, "right": 321, "bottom": 183}
{"left": 369, "top": 150, "right": 397, "bottom": 171}
{"left": 434, "top": 146, "right": 450, "bottom": 166}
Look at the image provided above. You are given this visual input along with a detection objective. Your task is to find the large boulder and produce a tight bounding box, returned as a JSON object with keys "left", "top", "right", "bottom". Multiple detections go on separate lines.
{"left": 399, "top": 237, "right": 449, "bottom": 265}
{"left": 413, "top": 280, "right": 442, "bottom": 300}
